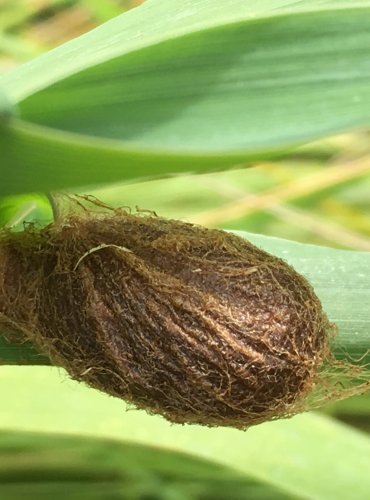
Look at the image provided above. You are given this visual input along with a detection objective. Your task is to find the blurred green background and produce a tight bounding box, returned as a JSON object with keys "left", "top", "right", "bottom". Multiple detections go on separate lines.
{"left": 0, "top": 1, "right": 369, "bottom": 499}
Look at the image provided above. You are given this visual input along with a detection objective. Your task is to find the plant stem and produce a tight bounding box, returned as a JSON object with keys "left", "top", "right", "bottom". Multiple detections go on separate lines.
{"left": 46, "top": 192, "right": 61, "bottom": 221}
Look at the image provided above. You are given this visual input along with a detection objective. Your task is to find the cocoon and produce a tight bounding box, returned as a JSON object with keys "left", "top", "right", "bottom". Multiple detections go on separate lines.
{"left": 0, "top": 210, "right": 331, "bottom": 428}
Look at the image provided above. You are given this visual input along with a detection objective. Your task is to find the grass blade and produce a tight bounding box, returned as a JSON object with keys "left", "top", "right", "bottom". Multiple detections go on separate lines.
{"left": 0, "top": 365, "right": 369, "bottom": 499}
{"left": 1, "top": 3, "right": 370, "bottom": 195}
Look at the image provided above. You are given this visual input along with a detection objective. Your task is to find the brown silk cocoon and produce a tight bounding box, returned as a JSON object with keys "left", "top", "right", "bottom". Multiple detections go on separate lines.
{"left": 0, "top": 211, "right": 331, "bottom": 428}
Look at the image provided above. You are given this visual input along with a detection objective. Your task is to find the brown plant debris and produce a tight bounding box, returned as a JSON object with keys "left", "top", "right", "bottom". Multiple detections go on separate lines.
{"left": 0, "top": 203, "right": 333, "bottom": 428}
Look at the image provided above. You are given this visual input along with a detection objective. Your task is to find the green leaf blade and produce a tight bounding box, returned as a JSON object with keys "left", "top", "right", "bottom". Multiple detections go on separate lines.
{"left": 1, "top": 4, "right": 370, "bottom": 195}
{"left": 0, "top": 119, "right": 238, "bottom": 197}
{"left": 16, "top": 9, "right": 370, "bottom": 152}
{"left": 1, "top": 0, "right": 369, "bottom": 103}
{"left": 0, "top": 366, "right": 369, "bottom": 500}
{"left": 0, "top": 430, "right": 292, "bottom": 500}
{"left": 0, "top": 87, "right": 14, "bottom": 121}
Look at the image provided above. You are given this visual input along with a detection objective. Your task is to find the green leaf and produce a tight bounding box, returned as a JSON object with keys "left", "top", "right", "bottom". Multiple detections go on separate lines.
{"left": 0, "top": 366, "right": 369, "bottom": 500}
{"left": 2, "top": 0, "right": 369, "bottom": 103}
{"left": 17, "top": 8, "right": 370, "bottom": 150}
{"left": 0, "top": 430, "right": 291, "bottom": 500}
{"left": 0, "top": 193, "right": 51, "bottom": 229}
{"left": 0, "top": 87, "right": 13, "bottom": 121}
{"left": 0, "top": 120, "right": 237, "bottom": 197}
{"left": 1, "top": 1, "right": 370, "bottom": 195}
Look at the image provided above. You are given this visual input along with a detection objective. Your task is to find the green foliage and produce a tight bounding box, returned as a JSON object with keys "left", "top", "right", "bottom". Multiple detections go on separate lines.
{"left": 0, "top": 194, "right": 50, "bottom": 229}
{"left": 0, "top": 430, "right": 291, "bottom": 500}
{"left": 1, "top": 1, "right": 370, "bottom": 194}
{"left": 0, "top": 366, "right": 370, "bottom": 499}
{"left": 0, "top": 1, "right": 369, "bottom": 499}
{"left": 0, "top": 87, "right": 13, "bottom": 119}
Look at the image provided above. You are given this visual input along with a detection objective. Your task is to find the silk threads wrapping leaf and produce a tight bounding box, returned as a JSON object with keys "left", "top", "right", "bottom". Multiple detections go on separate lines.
{"left": 0, "top": 212, "right": 369, "bottom": 497}
{"left": 1, "top": 231, "right": 369, "bottom": 367}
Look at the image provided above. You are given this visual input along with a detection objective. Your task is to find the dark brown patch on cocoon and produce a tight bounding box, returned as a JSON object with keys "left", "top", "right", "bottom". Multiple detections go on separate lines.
{"left": 0, "top": 212, "right": 330, "bottom": 427}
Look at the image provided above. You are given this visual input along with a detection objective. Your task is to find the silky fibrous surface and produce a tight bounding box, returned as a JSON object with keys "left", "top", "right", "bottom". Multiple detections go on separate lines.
{"left": 0, "top": 207, "right": 332, "bottom": 427}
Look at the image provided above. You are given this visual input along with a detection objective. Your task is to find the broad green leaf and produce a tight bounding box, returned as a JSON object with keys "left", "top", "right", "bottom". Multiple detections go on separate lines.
{"left": 1, "top": 0, "right": 369, "bottom": 103}
{"left": 0, "top": 431, "right": 291, "bottom": 500}
{"left": 18, "top": 9, "right": 370, "bottom": 150}
{"left": 0, "top": 366, "right": 369, "bottom": 500}
{"left": 0, "top": 120, "right": 239, "bottom": 197}
{"left": 1, "top": 2, "right": 370, "bottom": 195}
